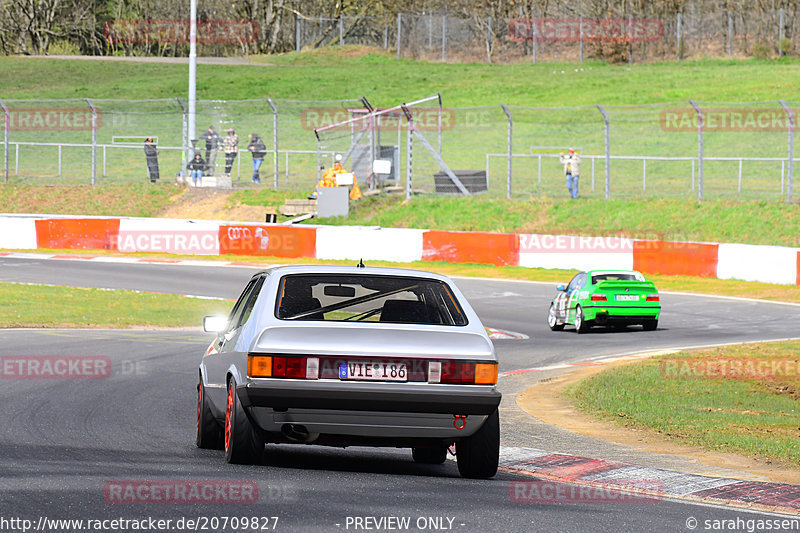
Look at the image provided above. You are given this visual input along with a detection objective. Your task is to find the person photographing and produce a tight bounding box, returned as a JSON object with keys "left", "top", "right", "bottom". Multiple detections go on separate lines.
{"left": 560, "top": 148, "right": 581, "bottom": 199}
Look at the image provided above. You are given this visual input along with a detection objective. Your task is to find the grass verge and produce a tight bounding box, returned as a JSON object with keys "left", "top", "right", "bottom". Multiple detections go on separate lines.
{"left": 566, "top": 341, "right": 800, "bottom": 465}
{"left": 2, "top": 184, "right": 179, "bottom": 217}
{"left": 0, "top": 283, "right": 230, "bottom": 328}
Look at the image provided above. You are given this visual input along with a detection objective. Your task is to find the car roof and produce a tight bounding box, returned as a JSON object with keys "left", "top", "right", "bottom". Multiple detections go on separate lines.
{"left": 587, "top": 269, "right": 642, "bottom": 276}
{"left": 251, "top": 264, "right": 454, "bottom": 283}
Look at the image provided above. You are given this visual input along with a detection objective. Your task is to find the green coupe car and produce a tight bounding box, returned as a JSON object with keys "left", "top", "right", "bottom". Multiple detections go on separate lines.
{"left": 547, "top": 270, "right": 661, "bottom": 333}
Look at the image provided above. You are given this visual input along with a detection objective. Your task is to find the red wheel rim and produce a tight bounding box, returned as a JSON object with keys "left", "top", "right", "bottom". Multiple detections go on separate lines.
{"left": 224, "top": 383, "right": 233, "bottom": 452}
{"left": 196, "top": 384, "right": 202, "bottom": 438}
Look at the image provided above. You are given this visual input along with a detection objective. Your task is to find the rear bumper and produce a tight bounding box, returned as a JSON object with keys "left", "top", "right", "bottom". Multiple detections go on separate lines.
{"left": 237, "top": 380, "right": 501, "bottom": 416}
{"left": 582, "top": 305, "right": 660, "bottom": 322}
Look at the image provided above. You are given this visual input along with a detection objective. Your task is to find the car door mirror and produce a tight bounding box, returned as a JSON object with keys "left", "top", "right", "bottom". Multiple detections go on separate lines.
{"left": 203, "top": 315, "right": 229, "bottom": 333}
{"left": 556, "top": 284, "right": 566, "bottom": 292}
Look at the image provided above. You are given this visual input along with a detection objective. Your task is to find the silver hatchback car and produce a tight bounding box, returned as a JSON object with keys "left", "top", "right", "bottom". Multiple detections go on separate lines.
{"left": 196, "top": 264, "right": 501, "bottom": 478}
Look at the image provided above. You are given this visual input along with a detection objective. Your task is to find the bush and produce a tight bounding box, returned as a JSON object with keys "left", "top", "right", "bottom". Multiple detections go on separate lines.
{"left": 751, "top": 41, "right": 772, "bottom": 59}
{"left": 47, "top": 39, "right": 81, "bottom": 56}
{"left": 777, "top": 38, "right": 792, "bottom": 56}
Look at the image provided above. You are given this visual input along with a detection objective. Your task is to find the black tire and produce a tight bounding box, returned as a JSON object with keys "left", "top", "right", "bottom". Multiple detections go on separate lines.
{"left": 196, "top": 378, "right": 223, "bottom": 449}
{"left": 456, "top": 409, "right": 499, "bottom": 479}
{"left": 547, "top": 304, "right": 564, "bottom": 331}
{"left": 642, "top": 319, "right": 658, "bottom": 331}
{"left": 574, "top": 305, "right": 591, "bottom": 334}
{"left": 412, "top": 446, "right": 448, "bottom": 464}
{"left": 224, "top": 377, "right": 264, "bottom": 464}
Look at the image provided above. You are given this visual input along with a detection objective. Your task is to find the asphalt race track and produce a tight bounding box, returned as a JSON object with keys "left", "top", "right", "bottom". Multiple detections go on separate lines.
{"left": 2, "top": 256, "right": 800, "bottom": 532}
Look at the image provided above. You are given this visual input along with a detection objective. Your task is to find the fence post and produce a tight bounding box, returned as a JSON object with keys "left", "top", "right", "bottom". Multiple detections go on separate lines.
{"left": 779, "top": 99, "right": 794, "bottom": 202}
{"left": 579, "top": 16, "right": 584, "bottom": 63}
{"left": 437, "top": 93, "right": 442, "bottom": 163}
{"left": 177, "top": 97, "right": 188, "bottom": 180}
{"left": 596, "top": 105, "right": 610, "bottom": 199}
{"left": 58, "top": 145, "right": 62, "bottom": 176}
{"left": 339, "top": 15, "right": 344, "bottom": 45}
{"left": 267, "top": 98, "right": 279, "bottom": 190}
{"left": 401, "top": 105, "right": 413, "bottom": 201}
{"left": 689, "top": 99, "right": 703, "bottom": 201}
{"left": 501, "top": 105, "right": 512, "bottom": 199}
{"left": 85, "top": 98, "right": 97, "bottom": 185}
{"left": 442, "top": 13, "right": 447, "bottom": 61}
{"left": 0, "top": 100, "right": 8, "bottom": 184}
{"left": 315, "top": 133, "right": 321, "bottom": 182}
{"left": 628, "top": 15, "right": 633, "bottom": 64}
{"left": 728, "top": 13, "right": 733, "bottom": 56}
{"left": 779, "top": 8, "right": 784, "bottom": 57}
{"left": 487, "top": 16, "right": 492, "bottom": 63}
{"left": 676, "top": 12, "right": 682, "bottom": 61}
{"left": 396, "top": 13, "right": 402, "bottom": 59}
{"left": 295, "top": 14, "right": 300, "bottom": 52}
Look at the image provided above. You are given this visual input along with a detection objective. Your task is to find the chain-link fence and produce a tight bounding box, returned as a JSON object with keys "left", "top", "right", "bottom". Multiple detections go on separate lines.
{"left": 1, "top": 97, "right": 797, "bottom": 201}
{"left": 294, "top": 5, "right": 797, "bottom": 63}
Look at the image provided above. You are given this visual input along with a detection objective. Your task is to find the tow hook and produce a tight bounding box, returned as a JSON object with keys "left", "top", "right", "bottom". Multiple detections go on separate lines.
{"left": 453, "top": 415, "right": 467, "bottom": 430}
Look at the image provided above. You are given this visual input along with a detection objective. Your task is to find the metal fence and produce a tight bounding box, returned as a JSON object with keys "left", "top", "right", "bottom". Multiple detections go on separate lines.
{"left": 295, "top": 5, "right": 797, "bottom": 63}
{"left": 1, "top": 97, "right": 796, "bottom": 201}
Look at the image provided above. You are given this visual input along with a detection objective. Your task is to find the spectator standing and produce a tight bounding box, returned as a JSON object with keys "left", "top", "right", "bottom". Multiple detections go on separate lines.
{"left": 188, "top": 153, "right": 206, "bottom": 186}
{"left": 223, "top": 128, "right": 239, "bottom": 178}
{"left": 143, "top": 137, "right": 159, "bottom": 183}
{"left": 199, "top": 126, "right": 221, "bottom": 176}
{"left": 559, "top": 148, "right": 582, "bottom": 199}
{"left": 247, "top": 133, "right": 267, "bottom": 184}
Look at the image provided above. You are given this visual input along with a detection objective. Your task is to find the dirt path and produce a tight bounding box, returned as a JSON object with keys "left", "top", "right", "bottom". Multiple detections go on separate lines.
{"left": 159, "top": 189, "right": 267, "bottom": 222}
{"left": 518, "top": 362, "right": 800, "bottom": 485}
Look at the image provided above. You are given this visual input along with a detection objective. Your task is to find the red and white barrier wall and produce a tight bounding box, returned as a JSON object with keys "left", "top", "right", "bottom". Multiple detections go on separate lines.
{"left": 1, "top": 215, "right": 798, "bottom": 286}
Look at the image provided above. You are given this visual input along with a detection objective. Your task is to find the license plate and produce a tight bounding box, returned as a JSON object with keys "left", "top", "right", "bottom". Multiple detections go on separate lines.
{"left": 339, "top": 361, "right": 407, "bottom": 382}
{"left": 615, "top": 294, "right": 640, "bottom": 301}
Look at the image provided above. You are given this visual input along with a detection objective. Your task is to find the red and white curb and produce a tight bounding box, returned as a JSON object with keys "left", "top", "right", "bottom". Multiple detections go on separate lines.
{"left": 497, "top": 446, "right": 800, "bottom": 514}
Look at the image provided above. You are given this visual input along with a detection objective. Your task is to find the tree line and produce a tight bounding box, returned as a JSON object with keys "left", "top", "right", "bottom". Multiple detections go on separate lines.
{"left": 0, "top": 0, "right": 795, "bottom": 57}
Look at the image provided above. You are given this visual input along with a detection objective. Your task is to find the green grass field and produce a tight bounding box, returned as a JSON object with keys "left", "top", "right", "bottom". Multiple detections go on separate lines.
{"left": 567, "top": 341, "right": 800, "bottom": 465}
{"left": 2, "top": 51, "right": 798, "bottom": 104}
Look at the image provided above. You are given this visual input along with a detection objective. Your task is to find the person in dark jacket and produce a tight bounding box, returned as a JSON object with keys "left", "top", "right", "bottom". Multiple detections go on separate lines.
{"left": 143, "top": 137, "right": 159, "bottom": 183}
{"left": 188, "top": 153, "right": 206, "bottom": 186}
{"left": 198, "top": 126, "right": 220, "bottom": 176}
{"left": 247, "top": 133, "right": 267, "bottom": 184}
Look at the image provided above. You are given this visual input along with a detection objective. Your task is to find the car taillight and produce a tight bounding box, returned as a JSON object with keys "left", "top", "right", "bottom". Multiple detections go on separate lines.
{"left": 590, "top": 294, "right": 607, "bottom": 301}
{"left": 475, "top": 363, "right": 498, "bottom": 385}
{"left": 646, "top": 294, "right": 660, "bottom": 302}
{"left": 248, "top": 355, "right": 272, "bottom": 377}
{"left": 441, "top": 362, "right": 474, "bottom": 384}
{"left": 254, "top": 356, "right": 316, "bottom": 379}
{"left": 439, "top": 362, "right": 497, "bottom": 384}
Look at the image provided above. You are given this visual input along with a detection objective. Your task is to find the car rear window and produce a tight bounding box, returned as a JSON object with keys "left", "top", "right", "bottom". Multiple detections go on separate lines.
{"left": 592, "top": 272, "right": 645, "bottom": 284}
{"left": 275, "top": 274, "right": 468, "bottom": 326}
